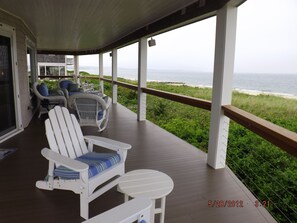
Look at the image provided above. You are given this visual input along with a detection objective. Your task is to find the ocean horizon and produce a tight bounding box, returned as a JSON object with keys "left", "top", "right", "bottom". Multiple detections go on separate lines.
{"left": 78, "top": 66, "right": 297, "bottom": 97}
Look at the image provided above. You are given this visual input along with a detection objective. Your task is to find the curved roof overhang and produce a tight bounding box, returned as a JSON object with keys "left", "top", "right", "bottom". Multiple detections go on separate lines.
{"left": 0, "top": 0, "right": 245, "bottom": 55}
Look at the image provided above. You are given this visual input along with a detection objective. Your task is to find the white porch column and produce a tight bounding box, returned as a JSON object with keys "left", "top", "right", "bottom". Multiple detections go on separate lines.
{"left": 137, "top": 38, "right": 148, "bottom": 121}
{"left": 111, "top": 49, "right": 118, "bottom": 104}
{"left": 74, "top": 55, "right": 79, "bottom": 84}
{"left": 99, "top": 53, "right": 104, "bottom": 95}
{"left": 207, "top": 5, "right": 237, "bottom": 169}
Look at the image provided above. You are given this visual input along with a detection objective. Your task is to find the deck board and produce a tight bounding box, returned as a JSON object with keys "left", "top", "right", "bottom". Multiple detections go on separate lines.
{"left": 0, "top": 104, "right": 276, "bottom": 223}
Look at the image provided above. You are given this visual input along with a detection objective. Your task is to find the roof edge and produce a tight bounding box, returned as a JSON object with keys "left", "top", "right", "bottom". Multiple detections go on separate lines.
{"left": 38, "top": 0, "right": 245, "bottom": 55}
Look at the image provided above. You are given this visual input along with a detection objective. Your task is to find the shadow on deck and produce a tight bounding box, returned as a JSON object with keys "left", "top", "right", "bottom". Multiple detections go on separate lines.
{"left": 0, "top": 104, "right": 276, "bottom": 223}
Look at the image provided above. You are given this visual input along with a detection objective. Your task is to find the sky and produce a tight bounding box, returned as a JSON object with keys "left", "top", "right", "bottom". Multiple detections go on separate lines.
{"left": 78, "top": 0, "right": 297, "bottom": 75}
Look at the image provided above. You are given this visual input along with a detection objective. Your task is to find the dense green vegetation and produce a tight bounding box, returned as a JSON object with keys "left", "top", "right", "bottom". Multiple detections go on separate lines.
{"left": 42, "top": 74, "right": 297, "bottom": 222}
{"left": 100, "top": 76, "right": 297, "bottom": 223}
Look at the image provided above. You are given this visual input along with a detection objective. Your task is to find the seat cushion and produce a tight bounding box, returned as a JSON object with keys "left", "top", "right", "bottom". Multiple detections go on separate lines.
{"left": 37, "top": 83, "right": 49, "bottom": 96}
{"left": 59, "top": 80, "right": 73, "bottom": 90}
{"left": 54, "top": 152, "right": 121, "bottom": 179}
{"left": 98, "top": 110, "right": 104, "bottom": 120}
{"left": 68, "top": 83, "right": 79, "bottom": 92}
{"left": 69, "top": 91, "right": 81, "bottom": 96}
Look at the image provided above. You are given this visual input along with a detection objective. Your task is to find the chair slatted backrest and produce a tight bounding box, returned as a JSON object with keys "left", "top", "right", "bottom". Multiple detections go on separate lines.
{"left": 61, "top": 108, "right": 86, "bottom": 157}
{"left": 68, "top": 93, "right": 107, "bottom": 127}
{"left": 46, "top": 106, "right": 88, "bottom": 158}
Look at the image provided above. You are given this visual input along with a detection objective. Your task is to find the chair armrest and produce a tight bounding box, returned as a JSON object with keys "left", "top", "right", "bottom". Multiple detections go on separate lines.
{"left": 61, "top": 89, "right": 69, "bottom": 99}
{"left": 33, "top": 82, "right": 67, "bottom": 106}
{"left": 49, "top": 89, "right": 64, "bottom": 96}
{"left": 105, "top": 96, "right": 112, "bottom": 108}
{"left": 41, "top": 148, "right": 88, "bottom": 172}
{"left": 83, "top": 197, "right": 151, "bottom": 223}
{"left": 84, "top": 136, "right": 132, "bottom": 152}
{"left": 47, "top": 95, "right": 67, "bottom": 107}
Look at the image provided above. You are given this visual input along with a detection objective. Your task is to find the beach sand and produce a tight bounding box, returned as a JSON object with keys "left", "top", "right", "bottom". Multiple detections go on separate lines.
{"left": 166, "top": 82, "right": 297, "bottom": 100}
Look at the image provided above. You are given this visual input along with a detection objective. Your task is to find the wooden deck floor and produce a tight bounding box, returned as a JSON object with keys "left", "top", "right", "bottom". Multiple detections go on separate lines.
{"left": 0, "top": 104, "right": 276, "bottom": 223}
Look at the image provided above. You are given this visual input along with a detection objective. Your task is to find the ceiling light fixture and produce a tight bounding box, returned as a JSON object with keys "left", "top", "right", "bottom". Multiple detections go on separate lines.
{"left": 148, "top": 37, "right": 156, "bottom": 47}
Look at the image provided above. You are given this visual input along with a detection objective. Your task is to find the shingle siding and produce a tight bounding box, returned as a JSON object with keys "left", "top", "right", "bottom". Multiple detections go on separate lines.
{"left": 37, "top": 54, "right": 65, "bottom": 63}
{"left": 0, "top": 9, "right": 37, "bottom": 128}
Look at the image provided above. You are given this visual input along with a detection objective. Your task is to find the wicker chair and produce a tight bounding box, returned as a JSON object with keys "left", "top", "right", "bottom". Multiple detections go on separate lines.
{"left": 68, "top": 93, "right": 111, "bottom": 132}
{"left": 58, "top": 79, "right": 83, "bottom": 99}
{"left": 33, "top": 82, "right": 67, "bottom": 118}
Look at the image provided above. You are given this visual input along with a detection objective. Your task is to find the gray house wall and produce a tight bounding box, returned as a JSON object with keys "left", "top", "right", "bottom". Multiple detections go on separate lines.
{"left": 0, "top": 9, "right": 37, "bottom": 128}
{"left": 37, "top": 54, "right": 65, "bottom": 63}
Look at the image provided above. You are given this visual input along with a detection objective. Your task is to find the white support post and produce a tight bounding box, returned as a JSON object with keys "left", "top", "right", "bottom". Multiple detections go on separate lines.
{"left": 65, "top": 56, "right": 68, "bottom": 76}
{"left": 99, "top": 53, "right": 104, "bottom": 95}
{"left": 207, "top": 5, "right": 238, "bottom": 169}
{"left": 74, "top": 55, "right": 79, "bottom": 84}
{"left": 111, "top": 49, "right": 118, "bottom": 104}
{"left": 137, "top": 38, "right": 148, "bottom": 121}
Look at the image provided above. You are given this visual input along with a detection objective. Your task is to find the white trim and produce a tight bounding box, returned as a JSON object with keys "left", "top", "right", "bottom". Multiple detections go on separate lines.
{"left": 0, "top": 129, "right": 23, "bottom": 144}
{"left": 26, "top": 36, "right": 37, "bottom": 87}
{"left": 99, "top": 53, "right": 104, "bottom": 95}
{"left": 0, "top": 23, "right": 23, "bottom": 140}
{"left": 38, "top": 64, "right": 44, "bottom": 76}
{"left": 74, "top": 55, "right": 79, "bottom": 83}
{"left": 38, "top": 62, "right": 66, "bottom": 67}
{"left": 25, "top": 36, "right": 35, "bottom": 48}
{"left": 38, "top": 63, "right": 67, "bottom": 77}
{"left": 137, "top": 38, "right": 147, "bottom": 121}
{"left": 111, "top": 49, "right": 118, "bottom": 104}
{"left": 0, "top": 8, "right": 36, "bottom": 39}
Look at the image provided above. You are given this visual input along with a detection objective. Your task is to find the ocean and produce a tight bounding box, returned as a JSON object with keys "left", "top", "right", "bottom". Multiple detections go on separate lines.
{"left": 79, "top": 66, "right": 297, "bottom": 97}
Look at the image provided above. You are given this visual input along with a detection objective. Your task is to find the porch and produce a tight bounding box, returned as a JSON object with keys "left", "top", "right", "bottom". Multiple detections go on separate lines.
{"left": 0, "top": 103, "right": 276, "bottom": 223}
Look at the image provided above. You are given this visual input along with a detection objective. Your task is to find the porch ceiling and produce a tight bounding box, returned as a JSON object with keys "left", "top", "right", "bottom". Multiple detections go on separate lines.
{"left": 0, "top": 0, "right": 238, "bottom": 54}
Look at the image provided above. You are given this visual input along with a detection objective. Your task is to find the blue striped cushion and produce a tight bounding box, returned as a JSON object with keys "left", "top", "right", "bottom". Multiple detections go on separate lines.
{"left": 54, "top": 152, "right": 121, "bottom": 179}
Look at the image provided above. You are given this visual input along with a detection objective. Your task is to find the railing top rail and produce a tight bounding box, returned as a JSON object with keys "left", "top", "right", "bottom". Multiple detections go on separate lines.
{"left": 114, "top": 80, "right": 138, "bottom": 91}
{"left": 80, "top": 75, "right": 100, "bottom": 80}
{"left": 38, "top": 75, "right": 73, "bottom": 79}
{"left": 142, "top": 87, "right": 212, "bottom": 111}
{"left": 100, "top": 77, "right": 112, "bottom": 82}
{"left": 223, "top": 105, "right": 297, "bottom": 158}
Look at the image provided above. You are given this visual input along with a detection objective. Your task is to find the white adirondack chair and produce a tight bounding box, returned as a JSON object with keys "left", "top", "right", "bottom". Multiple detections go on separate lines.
{"left": 83, "top": 197, "right": 152, "bottom": 223}
{"left": 36, "top": 106, "right": 132, "bottom": 220}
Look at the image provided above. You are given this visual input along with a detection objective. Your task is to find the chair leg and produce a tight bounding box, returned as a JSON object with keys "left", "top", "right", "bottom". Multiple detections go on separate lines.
{"left": 80, "top": 194, "right": 89, "bottom": 220}
{"left": 38, "top": 106, "right": 48, "bottom": 118}
{"left": 38, "top": 109, "right": 42, "bottom": 119}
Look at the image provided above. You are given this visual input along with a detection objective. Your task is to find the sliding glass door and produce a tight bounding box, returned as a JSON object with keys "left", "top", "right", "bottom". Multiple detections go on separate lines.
{"left": 0, "top": 34, "right": 16, "bottom": 137}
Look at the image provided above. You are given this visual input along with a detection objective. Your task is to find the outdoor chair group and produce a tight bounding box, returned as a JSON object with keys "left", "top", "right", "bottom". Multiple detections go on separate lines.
{"left": 58, "top": 79, "right": 103, "bottom": 98}
{"left": 34, "top": 82, "right": 153, "bottom": 222}
{"left": 33, "top": 80, "right": 110, "bottom": 132}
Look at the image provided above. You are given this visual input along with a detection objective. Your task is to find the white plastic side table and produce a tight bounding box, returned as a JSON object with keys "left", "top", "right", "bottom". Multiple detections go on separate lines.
{"left": 118, "top": 169, "right": 174, "bottom": 223}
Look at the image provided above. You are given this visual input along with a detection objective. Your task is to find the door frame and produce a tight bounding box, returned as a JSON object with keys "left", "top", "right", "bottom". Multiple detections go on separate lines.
{"left": 0, "top": 23, "right": 23, "bottom": 143}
